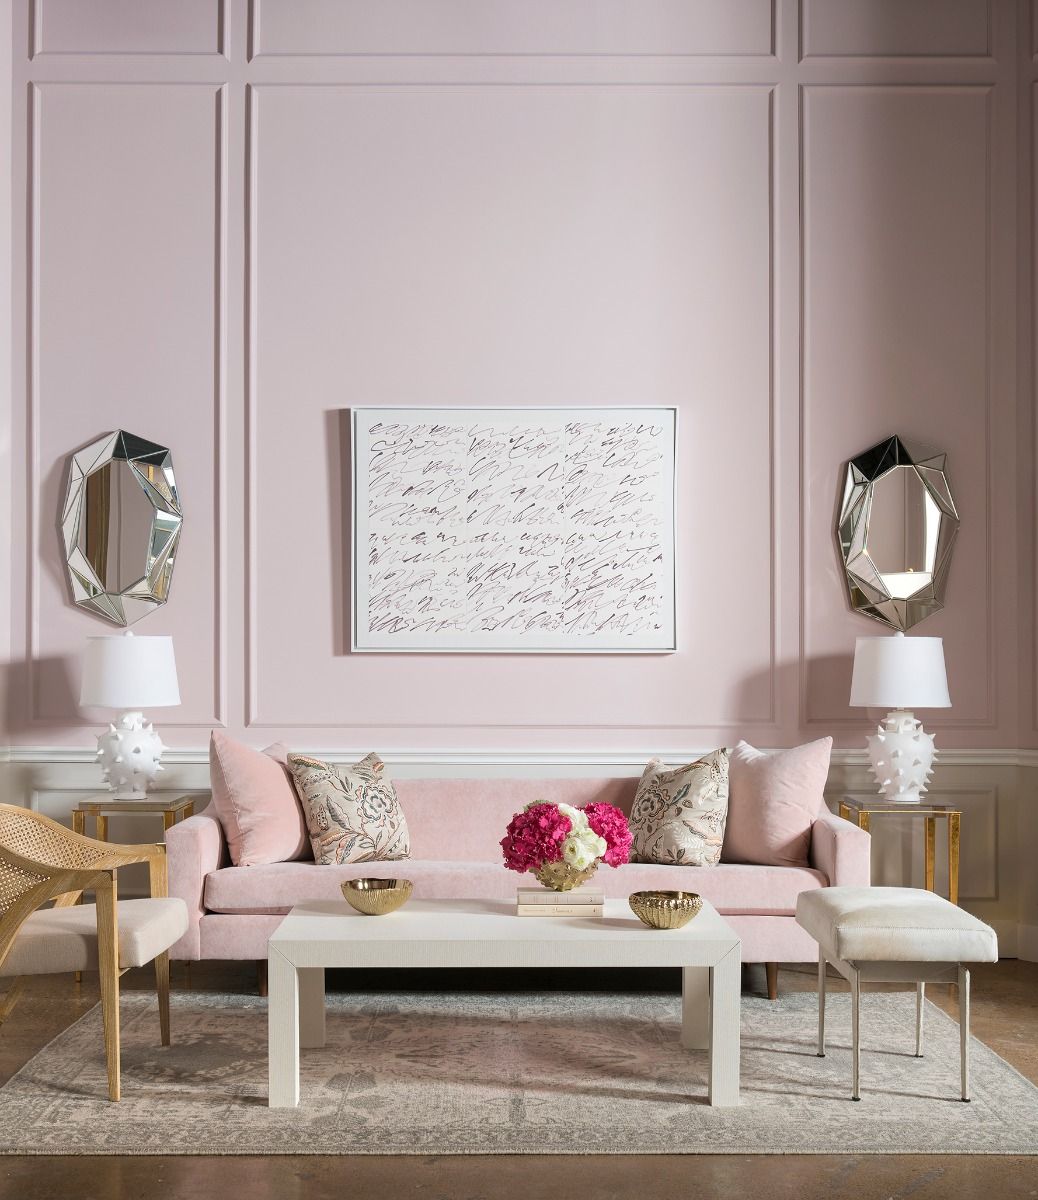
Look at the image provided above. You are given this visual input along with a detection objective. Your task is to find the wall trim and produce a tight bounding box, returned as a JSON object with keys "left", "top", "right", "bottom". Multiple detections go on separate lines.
{"left": 3, "top": 745, "right": 1038, "bottom": 769}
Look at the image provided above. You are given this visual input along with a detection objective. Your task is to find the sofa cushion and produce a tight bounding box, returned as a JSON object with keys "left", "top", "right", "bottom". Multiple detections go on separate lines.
{"left": 722, "top": 738, "right": 832, "bottom": 868}
{"left": 209, "top": 732, "right": 310, "bottom": 867}
{"left": 395, "top": 778, "right": 638, "bottom": 862}
{"left": 288, "top": 752, "right": 410, "bottom": 865}
{"left": 629, "top": 750, "right": 730, "bottom": 866}
{"left": 203, "top": 858, "right": 827, "bottom": 918}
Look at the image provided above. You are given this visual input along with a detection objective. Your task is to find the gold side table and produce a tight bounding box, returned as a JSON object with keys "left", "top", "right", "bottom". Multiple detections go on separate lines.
{"left": 838, "top": 796, "right": 961, "bottom": 905}
{"left": 70, "top": 794, "right": 198, "bottom": 985}
{"left": 72, "top": 794, "right": 197, "bottom": 841}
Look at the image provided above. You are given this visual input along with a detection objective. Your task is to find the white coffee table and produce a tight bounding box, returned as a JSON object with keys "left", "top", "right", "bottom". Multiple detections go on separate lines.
{"left": 267, "top": 897, "right": 741, "bottom": 1109}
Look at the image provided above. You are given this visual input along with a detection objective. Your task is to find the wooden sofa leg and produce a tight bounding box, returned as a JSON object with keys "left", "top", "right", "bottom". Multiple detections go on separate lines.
{"left": 257, "top": 960, "right": 268, "bottom": 997}
{"left": 765, "top": 962, "right": 778, "bottom": 1001}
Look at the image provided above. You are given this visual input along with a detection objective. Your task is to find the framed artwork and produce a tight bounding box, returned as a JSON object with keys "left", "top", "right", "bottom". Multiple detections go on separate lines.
{"left": 351, "top": 406, "right": 678, "bottom": 653}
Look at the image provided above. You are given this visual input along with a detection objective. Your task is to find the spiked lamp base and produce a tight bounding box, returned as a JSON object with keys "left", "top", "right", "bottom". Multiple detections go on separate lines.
{"left": 864, "top": 709, "right": 936, "bottom": 804}
{"left": 95, "top": 711, "right": 166, "bottom": 800}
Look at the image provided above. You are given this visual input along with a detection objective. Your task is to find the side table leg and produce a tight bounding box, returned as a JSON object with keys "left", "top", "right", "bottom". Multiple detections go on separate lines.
{"left": 299, "top": 968, "right": 326, "bottom": 1049}
{"left": 163, "top": 811, "right": 175, "bottom": 835}
{"left": 707, "top": 946, "right": 741, "bottom": 1107}
{"left": 268, "top": 949, "right": 300, "bottom": 1108}
{"left": 948, "top": 813, "right": 961, "bottom": 906}
{"left": 924, "top": 818, "right": 936, "bottom": 892}
{"left": 680, "top": 966, "right": 709, "bottom": 1050}
{"left": 96, "top": 815, "right": 109, "bottom": 843}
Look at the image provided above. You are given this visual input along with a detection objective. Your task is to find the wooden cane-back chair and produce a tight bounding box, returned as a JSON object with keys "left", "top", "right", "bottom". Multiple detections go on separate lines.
{"left": 0, "top": 804, "right": 176, "bottom": 1101}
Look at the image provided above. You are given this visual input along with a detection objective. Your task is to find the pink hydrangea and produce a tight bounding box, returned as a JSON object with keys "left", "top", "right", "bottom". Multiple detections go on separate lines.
{"left": 581, "top": 803, "right": 632, "bottom": 868}
{"left": 500, "top": 803, "right": 572, "bottom": 873}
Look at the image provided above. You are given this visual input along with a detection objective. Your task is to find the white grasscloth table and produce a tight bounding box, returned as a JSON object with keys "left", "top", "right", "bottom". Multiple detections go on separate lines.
{"left": 267, "top": 898, "right": 741, "bottom": 1108}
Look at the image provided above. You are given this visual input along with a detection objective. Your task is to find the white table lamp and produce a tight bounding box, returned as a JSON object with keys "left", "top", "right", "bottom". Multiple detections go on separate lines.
{"left": 850, "top": 631, "right": 951, "bottom": 804}
{"left": 80, "top": 632, "right": 181, "bottom": 799}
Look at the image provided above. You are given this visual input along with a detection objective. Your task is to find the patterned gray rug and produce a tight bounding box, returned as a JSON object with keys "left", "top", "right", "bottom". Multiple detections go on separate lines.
{"left": 1, "top": 989, "right": 1036, "bottom": 1155}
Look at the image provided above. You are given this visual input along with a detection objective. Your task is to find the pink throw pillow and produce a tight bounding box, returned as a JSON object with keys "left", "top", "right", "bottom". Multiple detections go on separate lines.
{"left": 209, "top": 731, "right": 310, "bottom": 867}
{"left": 721, "top": 738, "right": 833, "bottom": 868}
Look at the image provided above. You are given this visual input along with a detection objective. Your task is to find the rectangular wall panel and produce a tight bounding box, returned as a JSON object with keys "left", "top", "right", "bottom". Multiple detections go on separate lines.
{"left": 252, "top": 0, "right": 774, "bottom": 57}
{"left": 31, "top": 83, "right": 223, "bottom": 727}
{"left": 801, "top": 86, "right": 991, "bottom": 729}
{"left": 801, "top": 0, "right": 990, "bottom": 59}
{"left": 33, "top": 0, "right": 222, "bottom": 56}
{"left": 250, "top": 84, "right": 773, "bottom": 737}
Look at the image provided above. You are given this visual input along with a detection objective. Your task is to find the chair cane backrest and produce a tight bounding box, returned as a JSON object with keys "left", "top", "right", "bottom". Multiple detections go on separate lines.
{"left": 0, "top": 848, "right": 51, "bottom": 918}
{"left": 0, "top": 805, "right": 112, "bottom": 882}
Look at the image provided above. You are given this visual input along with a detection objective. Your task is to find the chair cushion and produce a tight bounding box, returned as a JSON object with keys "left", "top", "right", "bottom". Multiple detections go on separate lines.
{"left": 796, "top": 886, "right": 998, "bottom": 963}
{"left": 0, "top": 898, "right": 189, "bottom": 977}
{"left": 203, "top": 858, "right": 827, "bottom": 917}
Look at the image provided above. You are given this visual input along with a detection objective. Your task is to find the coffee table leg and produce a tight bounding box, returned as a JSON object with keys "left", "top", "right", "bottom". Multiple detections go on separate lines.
{"left": 268, "top": 948, "right": 300, "bottom": 1108}
{"left": 299, "top": 967, "right": 326, "bottom": 1048}
{"left": 680, "top": 966, "right": 709, "bottom": 1049}
{"left": 708, "top": 945, "right": 741, "bottom": 1107}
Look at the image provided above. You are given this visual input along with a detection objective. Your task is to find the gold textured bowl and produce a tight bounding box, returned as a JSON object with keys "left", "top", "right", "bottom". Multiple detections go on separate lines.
{"left": 341, "top": 877, "right": 413, "bottom": 916}
{"left": 629, "top": 890, "right": 703, "bottom": 930}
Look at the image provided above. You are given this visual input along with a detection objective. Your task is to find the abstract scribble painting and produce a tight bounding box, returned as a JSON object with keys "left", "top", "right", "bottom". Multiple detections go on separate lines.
{"left": 351, "top": 407, "right": 677, "bottom": 652}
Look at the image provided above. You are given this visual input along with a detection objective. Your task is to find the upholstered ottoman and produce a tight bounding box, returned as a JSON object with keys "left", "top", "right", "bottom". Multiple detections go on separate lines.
{"left": 796, "top": 886, "right": 998, "bottom": 1102}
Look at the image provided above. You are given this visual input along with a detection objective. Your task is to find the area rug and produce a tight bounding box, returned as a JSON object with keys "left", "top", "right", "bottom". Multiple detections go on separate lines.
{"left": 1, "top": 989, "right": 1036, "bottom": 1155}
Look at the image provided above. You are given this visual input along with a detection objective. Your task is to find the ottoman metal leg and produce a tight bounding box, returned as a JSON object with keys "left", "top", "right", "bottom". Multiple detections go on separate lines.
{"left": 915, "top": 982, "right": 925, "bottom": 1057}
{"left": 959, "top": 964, "right": 971, "bottom": 1102}
{"left": 850, "top": 967, "right": 861, "bottom": 1101}
{"left": 816, "top": 952, "right": 826, "bottom": 1057}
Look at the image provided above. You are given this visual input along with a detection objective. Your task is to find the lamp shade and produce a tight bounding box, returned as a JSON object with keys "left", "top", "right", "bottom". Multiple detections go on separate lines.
{"left": 849, "top": 632, "right": 950, "bottom": 709}
{"left": 80, "top": 632, "right": 181, "bottom": 709}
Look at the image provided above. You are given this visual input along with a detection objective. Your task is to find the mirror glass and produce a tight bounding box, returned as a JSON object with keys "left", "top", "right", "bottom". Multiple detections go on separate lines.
{"left": 61, "top": 430, "right": 183, "bottom": 626}
{"left": 837, "top": 436, "right": 958, "bottom": 631}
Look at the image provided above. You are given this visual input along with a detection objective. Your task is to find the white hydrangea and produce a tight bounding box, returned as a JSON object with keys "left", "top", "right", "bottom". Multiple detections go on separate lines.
{"left": 562, "top": 828, "right": 607, "bottom": 870}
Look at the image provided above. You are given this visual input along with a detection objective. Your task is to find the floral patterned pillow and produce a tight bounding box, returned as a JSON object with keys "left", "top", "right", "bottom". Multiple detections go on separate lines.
{"left": 629, "top": 750, "right": 731, "bottom": 867}
{"left": 287, "top": 752, "right": 410, "bottom": 865}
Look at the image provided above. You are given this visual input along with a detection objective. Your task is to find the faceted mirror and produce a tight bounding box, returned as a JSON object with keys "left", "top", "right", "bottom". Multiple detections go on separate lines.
{"left": 837, "top": 436, "right": 958, "bottom": 631}
{"left": 61, "top": 430, "right": 183, "bottom": 626}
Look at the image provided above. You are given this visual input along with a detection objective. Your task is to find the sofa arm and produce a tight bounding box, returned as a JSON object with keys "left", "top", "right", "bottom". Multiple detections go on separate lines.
{"left": 165, "top": 800, "right": 225, "bottom": 960}
{"left": 810, "top": 810, "right": 871, "bottom": 888}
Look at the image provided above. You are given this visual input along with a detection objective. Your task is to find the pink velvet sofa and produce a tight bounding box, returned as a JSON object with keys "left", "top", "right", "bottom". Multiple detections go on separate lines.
{"left": 166, "top": 776, "right": 870, "bottom": 973}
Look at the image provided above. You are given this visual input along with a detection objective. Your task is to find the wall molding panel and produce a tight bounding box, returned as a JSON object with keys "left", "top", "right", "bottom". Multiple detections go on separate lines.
{"left": 20, "top": 79, "right": 228, "bottom": 732}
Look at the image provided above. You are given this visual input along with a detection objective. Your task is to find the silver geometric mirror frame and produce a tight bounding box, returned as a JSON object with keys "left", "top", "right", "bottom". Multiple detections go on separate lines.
{"left": 837, "top": 435, "right": 959, "bottom": 631}
{"left": 61, "top": 430, "right": 183, "bottom": 627}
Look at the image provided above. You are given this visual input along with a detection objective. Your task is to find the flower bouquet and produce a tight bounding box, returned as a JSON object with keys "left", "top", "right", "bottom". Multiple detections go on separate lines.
{"left": 500, "top": 801, "right": 633, "bottom": 891}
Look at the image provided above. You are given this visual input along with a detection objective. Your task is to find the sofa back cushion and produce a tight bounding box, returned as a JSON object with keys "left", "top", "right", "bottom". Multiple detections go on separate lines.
{"left": 288, "top": 752, "right": 411, "bottom": 865}
{"left": 722, "top": 738, "right": 832, "bottom": 868}
{"left": 396, "top": 778, "right": 637, "bottom": 863}
{"left": 209, "top": 732, "right": 310, "bottom": 867}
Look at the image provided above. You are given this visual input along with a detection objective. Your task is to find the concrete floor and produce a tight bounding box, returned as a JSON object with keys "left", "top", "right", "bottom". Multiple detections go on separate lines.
{"left": 0, "top": 959, "right": 1036, "bottom": 1200}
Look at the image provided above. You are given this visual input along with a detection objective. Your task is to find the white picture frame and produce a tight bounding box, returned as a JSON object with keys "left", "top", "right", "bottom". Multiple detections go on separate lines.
{"left": 351, "top": 406, "right": 678, "bottom": 653}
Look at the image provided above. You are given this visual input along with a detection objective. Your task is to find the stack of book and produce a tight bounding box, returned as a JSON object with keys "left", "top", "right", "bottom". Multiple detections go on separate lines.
{"left": 515, "top": 886, "right": 604, "bottom": 917}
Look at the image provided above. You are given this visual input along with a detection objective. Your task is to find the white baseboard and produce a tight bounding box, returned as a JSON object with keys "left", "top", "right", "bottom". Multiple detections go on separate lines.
{"left": 1016, "top": 924, "right": 1038, "bottom": 963}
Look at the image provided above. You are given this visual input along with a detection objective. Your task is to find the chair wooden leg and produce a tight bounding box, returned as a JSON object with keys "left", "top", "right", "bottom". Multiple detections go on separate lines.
{"left": 155, "top": 952, "right": 171, "bottom": 1047}
{"left": 257, "top": 959, "right": 268, "bottom": 997}
{"left": 765, "top": 961, "right": 778, "bottom": 1001}
{"left": 0, "top": 977, "right": 25, "bottom": 1026}
{"left": 95, "top": 878, "right": 121, "bottom": 1102}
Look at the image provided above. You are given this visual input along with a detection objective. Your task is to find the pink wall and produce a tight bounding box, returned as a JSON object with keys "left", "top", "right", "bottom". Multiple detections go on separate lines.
{"left": 2, "top": 0, "right": 1032, "bottom": 752}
